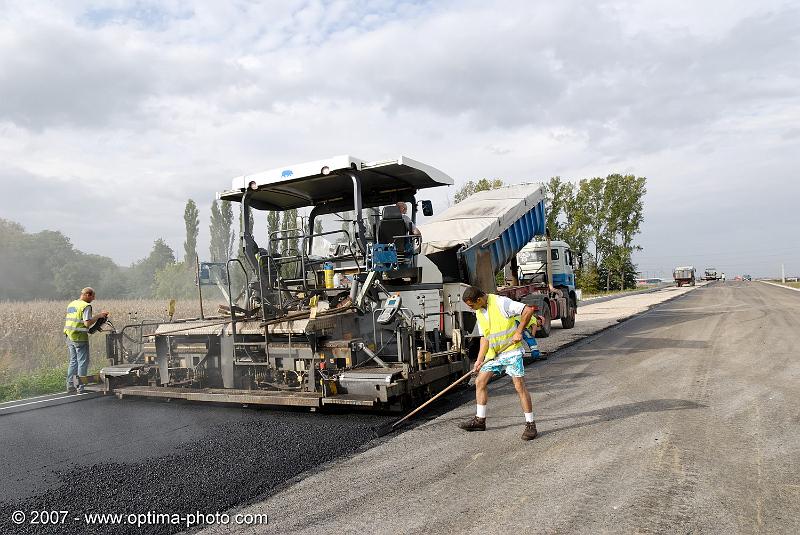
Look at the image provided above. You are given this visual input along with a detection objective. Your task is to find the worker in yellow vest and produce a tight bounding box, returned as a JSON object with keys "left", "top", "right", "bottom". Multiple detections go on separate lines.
{"left": 64, "top": 287, "right": 108, "bottom": 393}
{"left": 460, "top": 285, "right": 539, "bottom": 440}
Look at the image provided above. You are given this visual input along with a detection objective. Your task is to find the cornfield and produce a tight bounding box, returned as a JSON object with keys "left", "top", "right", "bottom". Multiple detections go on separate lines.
{"left": 0, "top": 299, "right": 203, "bottom": 401}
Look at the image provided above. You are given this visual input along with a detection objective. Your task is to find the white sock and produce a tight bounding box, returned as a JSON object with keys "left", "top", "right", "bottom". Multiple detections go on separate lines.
{"left": 524, "top": 412, "right": 534, "bottom": 423}
{"left": 476, "top": 404, "right": 487, "bottom": 418}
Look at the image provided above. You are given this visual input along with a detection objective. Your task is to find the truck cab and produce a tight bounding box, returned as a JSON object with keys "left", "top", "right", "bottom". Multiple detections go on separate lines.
{"left": 509, "top": 239, "right": 577, "bottom": 336}
{"left": 517, "top": 240, "right": 576, "bottom": 289}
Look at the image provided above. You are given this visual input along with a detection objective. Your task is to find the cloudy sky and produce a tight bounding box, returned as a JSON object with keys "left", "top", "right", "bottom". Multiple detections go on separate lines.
{"left": 1, "top": 0, "right": 798, "bottom": 278}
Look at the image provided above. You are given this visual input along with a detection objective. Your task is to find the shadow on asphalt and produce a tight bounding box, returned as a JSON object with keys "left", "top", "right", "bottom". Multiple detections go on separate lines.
{"left": 523, "top": 372, "right": 596, "bottom": 391}
{"left": 572, "top": 336, "right": 711, "bottom": 353}
{"left": 487, "top": 399, "right": 706, "bottom": 435}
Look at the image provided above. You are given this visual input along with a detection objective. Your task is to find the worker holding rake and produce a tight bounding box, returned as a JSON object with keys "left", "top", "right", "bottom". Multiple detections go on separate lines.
{"left": 460, "top": 285, "right": 539, "bottom": 440}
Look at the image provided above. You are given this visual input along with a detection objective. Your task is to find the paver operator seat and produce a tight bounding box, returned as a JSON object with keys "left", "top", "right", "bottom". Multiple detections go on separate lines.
{"left": 378, "top": 205, "right": 414, "bottom": 266}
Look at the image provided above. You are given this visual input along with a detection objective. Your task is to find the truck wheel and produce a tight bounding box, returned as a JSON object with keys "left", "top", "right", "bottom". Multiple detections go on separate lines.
{"left": 561, "top": 297, "right": 576, "bottom": 329}
{"left": 536, "top": 303, "right": 552, "bottom": 338}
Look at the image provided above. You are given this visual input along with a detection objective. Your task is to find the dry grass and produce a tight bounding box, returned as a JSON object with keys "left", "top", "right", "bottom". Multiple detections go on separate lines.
{"left": 0, "top": 299, "right": 202, "bottom": 401}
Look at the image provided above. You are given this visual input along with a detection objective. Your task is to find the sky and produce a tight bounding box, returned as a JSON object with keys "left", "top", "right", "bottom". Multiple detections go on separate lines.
{"left": 0, "top": 0, "right": 798, "bottom": 278}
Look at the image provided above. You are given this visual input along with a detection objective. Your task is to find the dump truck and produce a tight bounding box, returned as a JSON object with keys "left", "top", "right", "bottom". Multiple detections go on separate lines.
{"left": 99, "top": 156, "right": 552, "bottom": 411}
{"left": 673, "top": 266, "right": 696, "bottom": 287}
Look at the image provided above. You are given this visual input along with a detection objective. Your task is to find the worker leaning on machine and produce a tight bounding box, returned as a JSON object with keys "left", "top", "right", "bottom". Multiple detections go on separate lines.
{"left": 460, "top": 285, "right": 539, "bottom": 441}
{"left": 63, "top": 287, "right": 108, "bottom": 394}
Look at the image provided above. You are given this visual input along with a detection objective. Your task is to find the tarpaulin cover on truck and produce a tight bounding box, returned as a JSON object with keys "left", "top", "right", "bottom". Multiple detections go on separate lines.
{"left": 418, "top": 184, "right": 546, "bottom": 287}
{"left": 419, "top": 184, "right": 546, "bottom": 255}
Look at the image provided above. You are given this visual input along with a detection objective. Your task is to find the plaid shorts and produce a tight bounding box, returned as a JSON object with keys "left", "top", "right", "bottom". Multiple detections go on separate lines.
{"left": 480, "top": 350, "right": 525, "bottom": 378}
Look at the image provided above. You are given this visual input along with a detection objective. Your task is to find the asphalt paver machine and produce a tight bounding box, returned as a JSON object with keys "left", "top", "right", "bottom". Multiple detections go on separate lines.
{"left": 100, "top": 156, "right": 547, "bottom": 411}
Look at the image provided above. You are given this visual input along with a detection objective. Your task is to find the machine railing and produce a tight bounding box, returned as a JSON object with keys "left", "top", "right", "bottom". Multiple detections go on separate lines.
{"left": 225, "top": 258, "right": 250, "bottom": 338}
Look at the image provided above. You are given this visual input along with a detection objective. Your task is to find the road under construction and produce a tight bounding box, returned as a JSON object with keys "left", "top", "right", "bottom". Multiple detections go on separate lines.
{"left": 3, "top": 280, "right": 799, "bottom": 534}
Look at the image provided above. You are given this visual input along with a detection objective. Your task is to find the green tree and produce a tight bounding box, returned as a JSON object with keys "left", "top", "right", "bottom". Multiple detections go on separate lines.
{"left": 453, "top": 178, "right": 504, "bottom": 204}
{"left": 282, "top": 209, "right": 298, "bottom": 254}
{"left": 209, "top": 200, "right": 229, "bottom": 262}
{"left": 0, "top": 218, "right": 130, "bottom": 300}
{"left": 266, "top": 211, "right": 281, "bottom": 253}
{"left": 0, "top": 219, "right": 39, "bottom": 299}
{"left": 183, "top": 199, "right": 199, "bottom": 263}
{"left": 222, "top": 200, "right": 235, "bottom": 260}
{"left": 600, "top": 174, "right": 646, "bottom": 289}
{"left": 598, "top": 248, "right": 637, "bottom": 291}
{"left": 575, "top": 264, "right": 600, "bottom": 293}
{"left": 567, "top": 174, "right": 646, "bottom": 290}
{"left": 562, "top": 191, "right": 591, "bottom": 271}
{"left": 543, "top": 176, "right": 574, "bottom": 238}
{"left": 53, "top": 253, "right": 118, "bottom": 299}
{"left": 574, "top": 177, "right": 611, "bottom": 267}
{"left": 128, "top": 239, "right": 175, "bottom": 297}
{"left": 154, "top": 262, "right": 197, "bottom": 299}
{"left": 97, "top": 265, "right": 128, "bottom": 298}
{"left": 280, "top": 209, "right": 299, "bottom": 278}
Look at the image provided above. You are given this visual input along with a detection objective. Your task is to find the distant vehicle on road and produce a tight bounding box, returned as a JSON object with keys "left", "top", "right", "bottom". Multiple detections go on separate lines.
{"left": 703, "top": 267, "right": 721, "bottom": 281}
{"left": 635, "top": 278, "right": 665, "bottom": 286}
{"left": 743, "top": 274, "right": 752, "bottom": 281}
{"left": 673, "top": 266, "right": 696, "bottom": 287}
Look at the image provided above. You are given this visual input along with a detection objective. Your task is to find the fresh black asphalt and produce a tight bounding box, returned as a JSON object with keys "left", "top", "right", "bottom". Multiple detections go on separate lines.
{"left": 0, "top": 397, "right": 393, "bottom": 534}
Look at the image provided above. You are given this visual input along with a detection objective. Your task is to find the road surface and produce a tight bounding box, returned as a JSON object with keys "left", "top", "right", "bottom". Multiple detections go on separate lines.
{"left": 3, "top": 281, "right": 797, "bottom": 534}
{"left": 203, "top": 280, "right": 800, "bottom": 534}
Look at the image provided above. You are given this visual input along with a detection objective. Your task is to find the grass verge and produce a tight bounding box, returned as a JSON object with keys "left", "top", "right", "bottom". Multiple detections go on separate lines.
{"left": 0, "top": 366, "right": 67, "bottom": 403}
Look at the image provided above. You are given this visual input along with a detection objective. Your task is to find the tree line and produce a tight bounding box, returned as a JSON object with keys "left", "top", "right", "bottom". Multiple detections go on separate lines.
{"left": 0, "top": 198, "right": 307, "bottom": 301}
{"left": 454, "top": 174, "right": 647, "bottom": 292}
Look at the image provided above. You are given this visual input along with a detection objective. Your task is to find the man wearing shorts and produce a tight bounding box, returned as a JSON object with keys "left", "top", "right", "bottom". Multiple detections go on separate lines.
{"left": 459, "top": 285, "right": 539, "bottom": 440}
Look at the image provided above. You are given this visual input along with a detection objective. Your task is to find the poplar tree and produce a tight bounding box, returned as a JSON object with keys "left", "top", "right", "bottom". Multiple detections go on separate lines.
{"left": 266, "top": 211, "right": 281, "bottom": 254}
{"left": 183, "top": 199, "right": 199, "bottom": 263}
{"left": 209, "top": 200, "right": 225, "bottom": 261}
{"left": 222, "top": 200, "right": 235, "bottom": 260}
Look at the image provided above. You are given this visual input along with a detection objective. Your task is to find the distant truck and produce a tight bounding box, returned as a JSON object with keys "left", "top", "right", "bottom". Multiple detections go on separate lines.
{"left": 673, "top": 266, "right": 696, "bottom": 287}
{"left": 703, "top": 267, "right": 720, "bottom": 281}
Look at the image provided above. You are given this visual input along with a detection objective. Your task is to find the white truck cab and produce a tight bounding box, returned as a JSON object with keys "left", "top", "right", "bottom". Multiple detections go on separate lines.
{"left": 517, "top": 240, "right": 576, "bottom": 289}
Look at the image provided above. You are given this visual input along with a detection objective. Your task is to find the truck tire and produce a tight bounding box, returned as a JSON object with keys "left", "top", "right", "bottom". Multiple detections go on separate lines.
{"left": 561, "top": 297, "right": 576, "bottom": 329}
{"left": 536, "top": 302, "right": 552, "bottom": 338}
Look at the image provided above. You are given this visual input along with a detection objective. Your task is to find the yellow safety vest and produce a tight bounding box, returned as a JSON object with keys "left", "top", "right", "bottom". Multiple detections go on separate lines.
{"left": 64, "top": 299, "right": 90, "bottom": 342}
{"left": 475, "top": 294, "right": 537, "bottom": 360}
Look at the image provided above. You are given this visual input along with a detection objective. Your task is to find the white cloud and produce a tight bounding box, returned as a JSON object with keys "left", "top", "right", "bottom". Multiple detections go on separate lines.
{"left": 0, "top": 0, "right": 797, "bottom": 276}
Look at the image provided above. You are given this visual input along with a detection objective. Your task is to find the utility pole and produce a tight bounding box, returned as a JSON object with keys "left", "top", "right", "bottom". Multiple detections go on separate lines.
{"left": 781, "top": 263, "right": 785, "bottom": 284}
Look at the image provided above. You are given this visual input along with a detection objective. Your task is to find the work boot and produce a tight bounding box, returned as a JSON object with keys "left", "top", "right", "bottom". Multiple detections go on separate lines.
{"left": 67, "top": 386, "right": 77, "bottom": 394}
{"left": 459, "top": 416, "right": 486, "bottom": 432}
{"left": 521, "top": 421, "right": 538, "bottom": 441}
